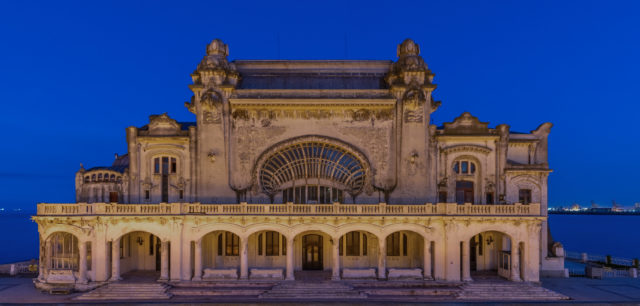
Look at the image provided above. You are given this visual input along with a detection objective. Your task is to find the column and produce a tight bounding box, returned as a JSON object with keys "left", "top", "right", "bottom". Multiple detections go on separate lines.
{"left": 78, "top": 241, "right": 88, "bottom": 284}
{"left": 110, "top": 238, "right": 121, "bottom": 281}
{"left": 461, "top": 241, "right": 472, "bottom": 281}
{"left": 193, "top": 239, "right": 202, "bottom": 281}
{"left": 423, "top": 239, "right": 432, "bottom": 280}
{"left": 240, "top": 237, "right": 248, "bottom": 279}
{"left": 510, "top": 240, "right": 521, "bottom": 281}
{"left": 39, "top": 240, "right": 50, "bottom": 281}
{"left": 160, "top": 241, "right": 169, "bottom": 280}
{"left": 332, "top": 236, "right": 340, "bottom": 280}
{"left": 377, "top": 237, "right": 386, "bottom": 280}
{"left": 285, "top": 236, "right": 295, "bottom": 280}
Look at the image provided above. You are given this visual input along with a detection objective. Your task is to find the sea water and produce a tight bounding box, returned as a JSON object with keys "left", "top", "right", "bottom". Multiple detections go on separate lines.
{"left": 1, "top": 213, "right": 639, "bottom": 264}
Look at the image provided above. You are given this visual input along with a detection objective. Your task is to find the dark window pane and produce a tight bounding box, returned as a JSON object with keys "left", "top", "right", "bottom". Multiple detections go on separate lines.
{"left": 461, "top": 161, "right": 468, "bottom": 174}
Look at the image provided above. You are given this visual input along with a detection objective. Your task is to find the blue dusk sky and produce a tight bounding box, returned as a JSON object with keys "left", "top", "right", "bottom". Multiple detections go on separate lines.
{"left": 0, "top": 0, "right": 638, "bottom": 211}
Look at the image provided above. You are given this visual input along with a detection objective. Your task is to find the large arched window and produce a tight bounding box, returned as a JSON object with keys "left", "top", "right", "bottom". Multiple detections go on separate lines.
{"left": 258, "top": 140, "right": 367, "bottom": 203}
{"left": 48, "top": 232, "right": 79, "bottom": 270}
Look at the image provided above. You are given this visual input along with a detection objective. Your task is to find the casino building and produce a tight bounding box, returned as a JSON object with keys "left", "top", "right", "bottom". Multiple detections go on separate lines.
{"left": 33, "top": 39, "right": 564, "bottom": 291}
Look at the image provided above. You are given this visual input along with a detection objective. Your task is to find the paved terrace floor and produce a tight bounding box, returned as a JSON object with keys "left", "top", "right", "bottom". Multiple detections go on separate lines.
{"left": 1, "top": 274, "right": 640, "bottom": 304}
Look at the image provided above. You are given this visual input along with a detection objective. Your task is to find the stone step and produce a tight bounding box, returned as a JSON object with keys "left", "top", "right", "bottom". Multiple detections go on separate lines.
{"left": 171, "top": 288, "right": 266, "bottom": 296}
{"left": 74, "top": 283, "right": 172, "bottom": 300}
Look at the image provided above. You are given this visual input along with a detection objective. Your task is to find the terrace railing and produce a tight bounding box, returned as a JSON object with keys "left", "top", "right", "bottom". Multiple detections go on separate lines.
{"left": 36, "top": 202, "right": 541, "bottom": 217}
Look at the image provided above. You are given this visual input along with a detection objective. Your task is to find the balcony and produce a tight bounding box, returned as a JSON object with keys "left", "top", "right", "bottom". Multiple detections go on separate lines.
{"left": 36, "top": 202, "right": 541, "bottom": 217}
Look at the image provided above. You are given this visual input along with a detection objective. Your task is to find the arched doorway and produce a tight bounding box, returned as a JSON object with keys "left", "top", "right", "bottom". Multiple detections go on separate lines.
{"left": 111, "top": 231, "right": 163, "bottom": 281}
{"left": 302, "top": 234, "right": 323, "bottom": 270}
{"left": 466, "top": 231, "right": 522, "bottom": 281}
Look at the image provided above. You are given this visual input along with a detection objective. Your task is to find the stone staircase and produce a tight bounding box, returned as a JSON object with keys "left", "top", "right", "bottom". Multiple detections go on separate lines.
{"left": 74, "top": 282, "right": 172, "bottom": 300}
{"left": 170, "top": 281, "right": 275, "bottom": 298}
{"left": 260, "top": 281, "right": 366, "bottom": 299}
{"left": 458, "top": 282, "right": 569, "bottom": 301}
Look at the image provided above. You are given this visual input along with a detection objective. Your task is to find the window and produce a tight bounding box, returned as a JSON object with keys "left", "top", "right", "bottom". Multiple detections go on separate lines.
{"left": 217, "top": 234, "right": 223, "bottom": 256}
{"left": 519, "top": 189, "right": 532, "bottom": 204}
{"left": 282, "top": 186, "right": 344, "bottom": 204}
{"left": 149, "top": 234, "right": 154, "bottom": 255}
{"left": 171, "top": 158, "right": 177, "bottom": 173}
{"left": 456, "top": 181, "right": 474, "bottom": 204}
{"left": 258, "top": 234, "right": 263, "bottom": 255}
{"left": 155, "top": 156, "right": 177, "bottom": 174}
{"left": 49, "top": 232, "right": 79, "bottom": 270}
{"left": 438, "top": 191, "right": 447, "bottom": 203}
{"left": 453, "top": 160, "right": 476, "bottom": 175}
{"left": 478, "top": 234, "right": 483, "bottom": 256}
{"left": 486, "top": 192, "right": 494, "bottom": 204}
{"left": 179, "top": 190, "right": 184, "bottom": 200}
{"left": 266, "top": 231, "right": 279, "bottom": 256}
{"left": 402, "top": 234, "right": 408, "bottom": 256}
{"left": 362, "top": 234, "right": 367, "bottom": 256}
{"left": 84, "top": 176, "right": 89, "bottom": 183}
{"left": 154, "top": 158, "right": 160, "bottom": 174}
{"left": 282, "top": 236, "right": 287, "bottom": 256}
{"left": 145, "top": 190, "right": 150, "bottom": 200}
{"left": 386, "top": 232, "right": 401, "bottom": 256}
{"left": 98, "top": 173, "right": 102, "bottom": 181}
{"left": 345, "top": 232, "right": 360, "bottom": 256}
{"left": 91, "top": 174, "right": 96, "bottom": 182}
{"left": 225, "top": 232, "right": 239, "bottom": 256}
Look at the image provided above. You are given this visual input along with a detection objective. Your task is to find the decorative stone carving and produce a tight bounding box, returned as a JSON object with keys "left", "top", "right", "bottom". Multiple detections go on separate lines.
{"left": 442, "top": 112, "right": 490, "bottom": 134}
{"left": 147, "top": 113, "right": 181, "bottom": 136}
{"left": 403, "top": 90, "right": 425, "bottom": 123}
{"left": 200, "top": 90, "right": 223, "bottom": 124}
{"left": 207, "top": 152, "right": 217, "bottom": 163}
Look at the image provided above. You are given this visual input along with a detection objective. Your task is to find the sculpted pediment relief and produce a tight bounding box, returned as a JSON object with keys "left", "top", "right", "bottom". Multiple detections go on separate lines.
{"left": 147, "top": 113, "right": 181, "bottom": 136}
{"left": 442, "top": 112, "right": 489, "bottom": 134}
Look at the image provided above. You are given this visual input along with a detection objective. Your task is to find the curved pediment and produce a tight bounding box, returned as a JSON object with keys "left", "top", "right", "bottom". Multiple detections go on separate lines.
{"left": 441, "top": 144, "right": 492, "bottom": 155}
{"left": 442, "top": 112, "right": 489, "bottom": 134}
{"left": 147, "top": 113, "right": 181, "bottom": 136}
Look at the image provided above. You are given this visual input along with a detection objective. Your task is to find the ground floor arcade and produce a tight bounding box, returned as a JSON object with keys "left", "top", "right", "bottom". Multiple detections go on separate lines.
{"left": 34, "top": 214, "right": 543, "bottom": 290}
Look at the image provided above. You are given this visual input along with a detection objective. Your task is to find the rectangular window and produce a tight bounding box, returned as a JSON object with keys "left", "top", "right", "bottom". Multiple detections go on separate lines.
{"left": 438, "top": 191, "right": 447, "bottom": 203}
{"left": 179, "top": 190, "right": 184, "bottom": 200}
{"left": 461, "top": 161, "right": 469, "bottom": 174}
{"left": 149, "top": 234, "right": 154, "bottom": 255}
{"left": 362, "top": 234, "right": 367, "bottom": 256}
{"left": 161, "top": 157, "right": 169, "bottom": 174}
{"left": 217, "top": 234, "right": 223, "bottom": 256}
{"left": 282, "top": 236, "right": 286, "bottom": 256}
{"left": 225, "top": 232, "right": 239, "bottom": 256}
{"left": 258, "top": 234, "right": 263, "bottom": 256}
{"left": 145, "top": 190, "right": 150, "bottom": 200}
{"left": 386, "top": 232, "right": 400, "bottom": 256}
{"left": 86, "top": 242, "right": 92, "bottom": 271}
{"left": 402, "top": 234, "right": 408, "bottom": 256}
{"left": 519, "top": 189, "right": 532, "bottom": 204}
{"left": 171, "top": 157, "right": 177, "bottom": 173}
{"left": 308, "top": 185, "right": 318, "bottom": 203}
{"left": 346, "top": 232, "right": 360, "bottom": 256}
{"left": 486, "top": 192, "right": 494, "bottom": 204}
{"left": 154, "top": 158, "right": 160, "bottom": 174}
{"left": 266, "top": 231, "right": 279, "bottom": 256}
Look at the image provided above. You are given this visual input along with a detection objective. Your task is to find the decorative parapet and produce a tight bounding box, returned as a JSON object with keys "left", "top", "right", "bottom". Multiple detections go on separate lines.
{"left": 36, "top": 202, "right": 541, "bottom": 217}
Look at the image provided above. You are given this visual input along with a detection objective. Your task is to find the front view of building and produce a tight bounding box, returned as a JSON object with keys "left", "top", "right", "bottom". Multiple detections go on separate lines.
{"left": 34, "top": 39, "right": 564, "bottom": 291}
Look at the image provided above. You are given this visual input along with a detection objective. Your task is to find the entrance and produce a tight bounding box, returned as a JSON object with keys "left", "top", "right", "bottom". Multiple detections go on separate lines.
{"left": 456, "top": 181, "right": 474, "bottom": 204}
{"left": 302, "top": 234, "right": 323, "bottom": 270}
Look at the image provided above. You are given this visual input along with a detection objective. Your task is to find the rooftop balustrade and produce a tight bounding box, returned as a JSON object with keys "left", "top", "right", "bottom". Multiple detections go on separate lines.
{"left": 36, "top": 202, "right": 541, "bottom": 217}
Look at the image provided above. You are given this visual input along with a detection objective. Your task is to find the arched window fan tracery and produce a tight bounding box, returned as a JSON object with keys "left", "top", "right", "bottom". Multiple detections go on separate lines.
{"left": 258, "top": 141, "right": 367, "bottom": 199}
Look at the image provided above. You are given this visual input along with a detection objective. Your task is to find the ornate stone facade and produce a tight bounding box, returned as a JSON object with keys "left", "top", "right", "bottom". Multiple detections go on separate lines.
{"left": 34, "top": 39, "right": 563, "bottom": 292}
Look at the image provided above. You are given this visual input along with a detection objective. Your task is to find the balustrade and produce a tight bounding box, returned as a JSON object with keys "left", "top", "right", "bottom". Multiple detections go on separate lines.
{"left": 36, "top": 202, "right": 541, "bottom": 217}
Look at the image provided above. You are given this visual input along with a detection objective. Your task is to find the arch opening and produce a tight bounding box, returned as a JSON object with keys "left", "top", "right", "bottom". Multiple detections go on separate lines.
{"left": 257, "top": 139, "right": 369, "bottom": 203}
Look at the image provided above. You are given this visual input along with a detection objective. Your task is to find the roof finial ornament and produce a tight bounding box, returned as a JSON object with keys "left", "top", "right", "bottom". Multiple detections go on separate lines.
{"left": 397, "top": 38, "right": 420, "bottom": 57}
{"left": 206, "top": 39, "right": 229, "bottom": 57}
{"left": 79, "top": 163, "right": 85, "bottom": 171}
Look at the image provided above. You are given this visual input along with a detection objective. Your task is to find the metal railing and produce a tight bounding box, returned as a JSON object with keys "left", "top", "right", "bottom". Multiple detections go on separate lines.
{"left": 36, "top": 202, "right": 541, "bottom": 217}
